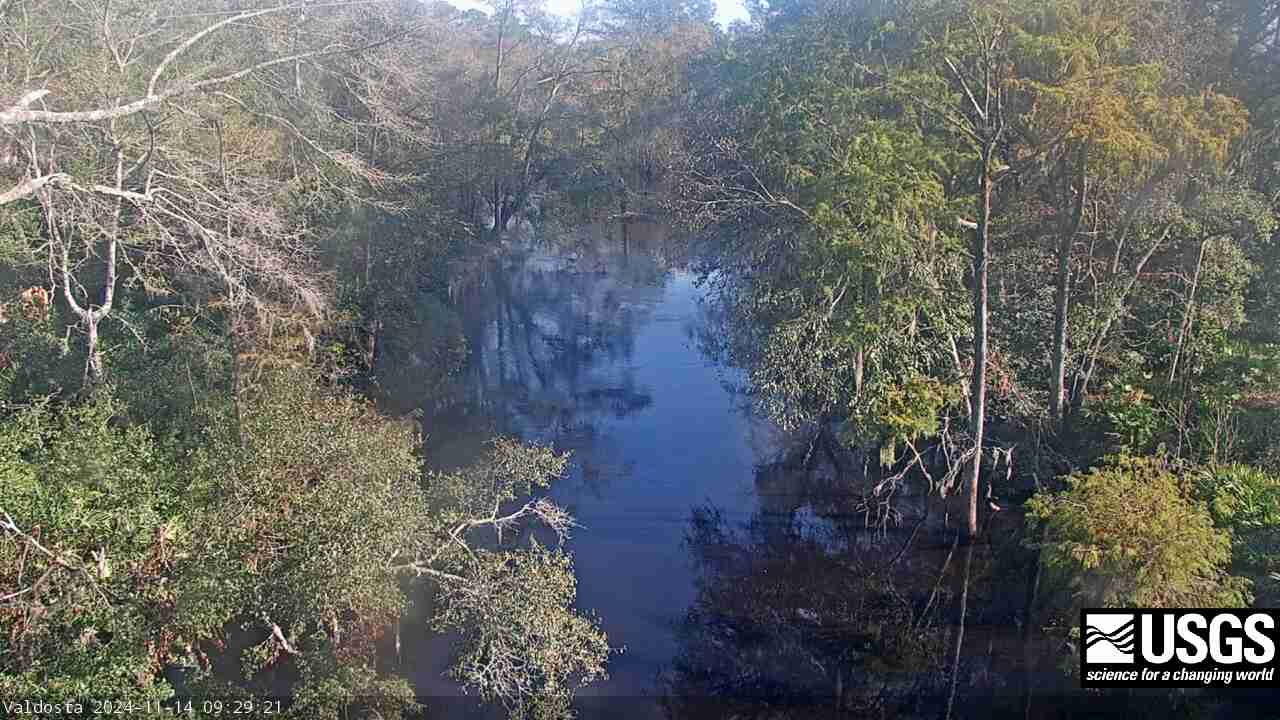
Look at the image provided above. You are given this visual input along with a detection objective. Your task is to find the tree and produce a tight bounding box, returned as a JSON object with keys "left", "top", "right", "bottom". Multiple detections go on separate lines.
{"left": 0, "top": 393, "right": 182, "bottom": 701}
{"left": 0, "top": 0, "right": 421, "bottom": 384}
{"left": 1026, "top": 455, "right": 1250, "bottom": 608}
{"left": 678, "top": 0, "right": 969, "bottom": 489}
{"left": 178, "top": 371, "right": 607, "bottom": 714}
{"left": 581, "top": 0, "right": 714, "bottom": 223}
{"left": 1, "top": 368, "right": 608, "bottom": 714}
{"left": 901, "top": 0, "right": 1270, "bottom": 532}
{"left": 447, "top": 0, "right": 592, "bottom": 234}
{"left": 907, "top": 3, "right": 1014, "bottom": 539}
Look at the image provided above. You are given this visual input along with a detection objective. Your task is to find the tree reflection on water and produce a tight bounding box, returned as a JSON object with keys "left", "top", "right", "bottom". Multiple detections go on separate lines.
{"left": 661, "top": 455, "right": 1273, "bottom": 720}
{"left": 662, "top": 483, "right": 951, "bottom": 718}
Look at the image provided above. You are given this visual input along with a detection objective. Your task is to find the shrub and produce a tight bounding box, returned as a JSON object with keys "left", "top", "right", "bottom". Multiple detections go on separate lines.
{"left": 1026, "top": 455, "right": 1250, "bottom": 608}
{"left": 1193, "top": 463, "right": 1280, "bottom": 606}
{"left": 0, "top": 392, "right": 183, "bottom": 702}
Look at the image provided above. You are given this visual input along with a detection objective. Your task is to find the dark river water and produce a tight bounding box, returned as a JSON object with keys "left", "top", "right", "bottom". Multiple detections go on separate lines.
{"left": 390, "top": 221, "right": 1272, "bottom": 720}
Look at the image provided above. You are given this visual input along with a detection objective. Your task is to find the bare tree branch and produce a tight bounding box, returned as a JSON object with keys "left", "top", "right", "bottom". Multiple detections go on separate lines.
{"left": 0, "top": 172, "right": 67, "bottom": 205}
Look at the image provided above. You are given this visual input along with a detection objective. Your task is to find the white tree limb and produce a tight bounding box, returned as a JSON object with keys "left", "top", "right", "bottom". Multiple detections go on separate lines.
{"left": 148, "top": 5, "right": 306, "bottom": 98}
{"left": 0, "top": 172, "right": 67, "bottom": 205}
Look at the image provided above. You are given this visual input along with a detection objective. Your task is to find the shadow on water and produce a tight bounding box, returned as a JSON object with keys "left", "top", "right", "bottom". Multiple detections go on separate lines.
{"left": 384, "top": 219, "right": 1277, "bottom": 719}
{"left": 659, "top": 463, "right": 1279, "bottom": 720}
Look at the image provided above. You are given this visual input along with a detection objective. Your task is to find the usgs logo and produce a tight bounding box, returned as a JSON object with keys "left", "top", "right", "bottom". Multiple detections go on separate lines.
{"left": 1081, "top": 610, "right": 1280, "bottom": 688}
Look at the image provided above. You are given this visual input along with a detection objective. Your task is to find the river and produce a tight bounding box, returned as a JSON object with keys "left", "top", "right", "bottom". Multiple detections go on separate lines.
{"left": 391, "top": 220, "right": 1265, "bottom": 719}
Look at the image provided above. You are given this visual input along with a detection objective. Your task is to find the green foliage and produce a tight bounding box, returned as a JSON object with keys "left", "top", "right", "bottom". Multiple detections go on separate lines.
{"left": 1082, "top": 339, "right": 1280, "bottom": 466}
{"left": 178, "top": 370, "right": 425, "bottom": 693}
{"left": 1198, "top": 464, "right": 1280, "bottom": 531}
{"left": 1193, "top": 464, "right": 1280, "bottom": 606}
{"left": 435, "top": 545, "right": 609, "bottom": 720}
{"left": 417, "top": 438, "right": 609, "bottom": 716}
{"left": 106, "top": 303, "right": 236, "bottom": 448}
{"left": 1, "top": 363, "right": 608, "bottom": 717}
{"left": 682, "top": 5, "right": 970, "bottom": 445}
{"left": 282, "top": 655, "right": 418, "bottom": 720}
{"left": 1026, "top": 455, "right": 1250, "bottom": 608}
{"left": 0, "top": 285, "right": 82, "bottom": 403}
{"left": 424, "top": 437, "right": 570, "bottom": 534}
{"left": 1241, "top": 213, "right": 1280, "bottom": 344}
{"left": 1087, "top": 373, "right": 1162, "bottom": 452}
{"left": 869, "top": 376, "right": 953, "bottom": 443}
{"left": 0, "top": 392, "right": 182, "bottom": 701}
{"left": 859, "top": 374, "right": 955, "bottom": 465}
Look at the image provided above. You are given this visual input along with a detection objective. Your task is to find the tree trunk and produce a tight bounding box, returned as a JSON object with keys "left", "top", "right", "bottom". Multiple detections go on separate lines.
{"left": 1167, "top": 236, "right": 1209, "bottom": 384}
{"left": 490, "top": 2, "right": 508, "bottom": 236}
{"left": 493, "top": 180, "right": 503, "bottom": 233}
{"left": 966, "top": 145, "right": 994, "bottom": 540}
{"left": 619, "top": 174, "right": 631, "bottom": 255}
{"left": 365, "top": 231, "right": 373, "bottom": 288}
{"left": 855, "top": 270, "right": 876, "bottom": 399}
{"left": 1050, "top": 150, "right": 1086, "bottom": 422}
{"left": 229, "top": 315, "right": 247, "bottom": 447}
{"left": 49, "top": 145, "right": 121, "bottom": 387}
{"left": 84, "top": 316, "right": 104, "bottom": 385}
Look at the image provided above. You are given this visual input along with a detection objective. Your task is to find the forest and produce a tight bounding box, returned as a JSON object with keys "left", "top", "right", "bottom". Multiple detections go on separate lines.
{"left": 1, "top": 0, "right": 1278, "bottom": 718}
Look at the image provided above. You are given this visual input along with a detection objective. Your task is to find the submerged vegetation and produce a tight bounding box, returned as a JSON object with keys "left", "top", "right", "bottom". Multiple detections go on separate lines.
{"left": 1, "top": 0, "right": 1278, "bottom": 717}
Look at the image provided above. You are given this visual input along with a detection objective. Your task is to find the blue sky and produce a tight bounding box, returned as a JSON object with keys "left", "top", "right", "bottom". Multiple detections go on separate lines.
{"left": 447, "top": 0, "right": 750, "bottom": 27}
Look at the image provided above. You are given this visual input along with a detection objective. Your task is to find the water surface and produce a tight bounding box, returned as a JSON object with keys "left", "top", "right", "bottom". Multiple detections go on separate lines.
{"left": 396, "top": 221, "right": 1270, "bottom": 719}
